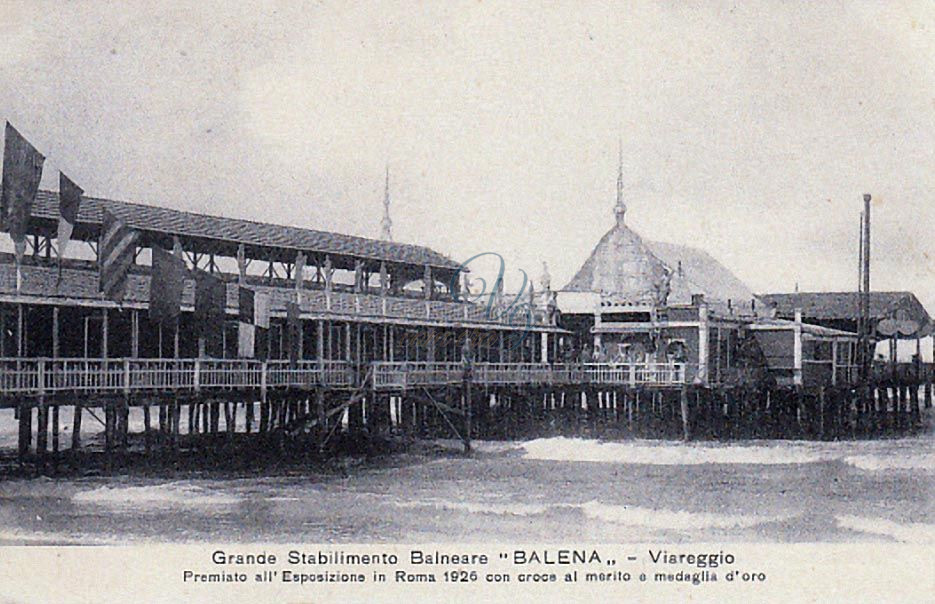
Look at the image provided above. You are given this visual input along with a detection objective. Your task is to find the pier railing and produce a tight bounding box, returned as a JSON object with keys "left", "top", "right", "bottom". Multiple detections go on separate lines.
{"left": 371, "top": 361, "right": 687, "bottom": 390}
{"left": 0, "top": 358, "right": 353, "bottom": 395}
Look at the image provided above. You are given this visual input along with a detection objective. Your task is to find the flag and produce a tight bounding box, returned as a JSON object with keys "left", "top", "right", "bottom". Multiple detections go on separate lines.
{"left": 172, "top": 235, "right": 184, "bottom": 258}
{"left": 294, "top": 251, "right": 306, "bottom": 293}
{"left": 379, "top": 261, "right": 388, "bottom": 295}
{"left": 149, "top": 246, "right": 186, "bottom": 326}
{"left": 57, "top": 172, "right": 82, "bottom": 263}
{"left": 193, "top": 268, "right": 226, "bottom": 356}
{"left": 236, "top": 243, "right": 247, "bottom": 284}
{"left": 255, "top": 291, "right": 270, "bottom": 329}
{"left": 237, "top": 287, "right": 270, "bottom": 359}
{"left": 98, "top": 209, "right": 139, "bottom": 302}
{"left": 238, "top": 286, "right": 255, "bottom": 358}
{"left": 238, "top": 321, "right": 255, "bottom": 359}
{"left": 1, "top": 123, "right": 45, "bottom": 266}
{"left": 285, "top": 300, "right": 301, "bottom": 363}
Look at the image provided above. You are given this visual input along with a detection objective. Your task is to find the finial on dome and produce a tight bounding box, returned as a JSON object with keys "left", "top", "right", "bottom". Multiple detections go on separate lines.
{"left": 539, "top": 261, "right": 552, "bottom": 291}
{"left": 380, "top": 164, "right": 393, "bottom": 241}
{"left": 614, "top": 139, "right": 626, "bottom": 226}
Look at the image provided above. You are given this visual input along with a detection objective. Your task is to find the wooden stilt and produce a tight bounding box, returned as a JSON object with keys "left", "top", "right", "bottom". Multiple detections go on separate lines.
{"left": 259, "top": 399, "right": 269, "bottom": 432}
{"left": 245, "top": 397, "right": 254, "bottom": 434}
{"left": 36, "top": 399, "right": 48, "bottom": 461}
{"left": 818, "top": 387, "right": 825, "bottom": 439}
{"left": 17, "top": 400, "right": 31, "bottom": 460}
{"left": 158, "top": 403, "right": 167, "bottom": 435}
{"left": 121, "top": 398, "right": 130, "bottom": 450}
{"left": 104, "top": 404, "right": 114, "bottom": 452}
{"left": 143, "top": 403, "right": 152, "bottom": 453}
{"left": 187, "top": 402, "right": 196, "bottom": 435}
{"left": 679, "top": 385, "right": 690, "bottom": 441}
{"left": 71, "top": 400, "right": 82, "bottom": 452}
{"left": 463, "top": 373, "right": 473, "bottom": 453}
{"left": 51, "top": 404, "right": 60, "bottom": 455}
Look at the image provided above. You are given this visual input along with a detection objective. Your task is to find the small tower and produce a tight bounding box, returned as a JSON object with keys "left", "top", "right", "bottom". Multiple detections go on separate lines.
{"left": 614, "top": 139, "right": 626, "bottom": 226}
{"left": 380, "top": 165, "right": 393, "bottom": 242}
{"left": 539, "top": 261, "right": 552, "bottom": 292}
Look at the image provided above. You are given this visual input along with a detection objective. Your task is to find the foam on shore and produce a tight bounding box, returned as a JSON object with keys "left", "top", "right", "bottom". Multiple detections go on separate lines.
{"left": 836, "top": 515, "right": 935, "bottom": 544}
{"left": 72, "top": 482, "right": 241, "bottom": 510}
{"left": 521, "top": 437, "right": 828, "bottom": 465}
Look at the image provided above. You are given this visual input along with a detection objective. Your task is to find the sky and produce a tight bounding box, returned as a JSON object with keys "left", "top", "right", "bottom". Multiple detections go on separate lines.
{"left": 1, "top": 1, "right": 933, "bottom": 310}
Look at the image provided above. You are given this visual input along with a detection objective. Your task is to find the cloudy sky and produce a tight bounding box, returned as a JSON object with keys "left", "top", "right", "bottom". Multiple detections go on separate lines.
{"left": 1, "top": 1, "right": 933, "bottom": 308}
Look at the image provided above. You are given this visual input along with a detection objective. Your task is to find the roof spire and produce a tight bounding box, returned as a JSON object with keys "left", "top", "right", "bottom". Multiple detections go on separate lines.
{"left": 380, "top": 164, "right": 393, "bottom": 241}
{"left": 614, "top": 138, "right": 626, "bottom": 226}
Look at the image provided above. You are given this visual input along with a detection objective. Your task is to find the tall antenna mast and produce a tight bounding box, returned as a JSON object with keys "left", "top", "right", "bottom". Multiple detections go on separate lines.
{"left": 860, "top": 194, "right": 872, "bottom": 381}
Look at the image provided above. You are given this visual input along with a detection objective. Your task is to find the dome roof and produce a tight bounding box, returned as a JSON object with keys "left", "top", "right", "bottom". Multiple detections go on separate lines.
{"left": 562, "top": 219, "right": 670, "bottom": 305}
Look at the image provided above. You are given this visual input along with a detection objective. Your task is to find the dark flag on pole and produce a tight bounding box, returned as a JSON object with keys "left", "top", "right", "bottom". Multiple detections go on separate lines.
{"left": 1, "top": 122, "right": 45, "bottom": 280}
{"left": 238, "top": 286, "right": 255, "bottom": 358}
{"left": 193, "top": 268, "right": 227, "bottom": 356}
{"left": 285, "top": 300, "right": 301, "bottom": 363}
{"left": 150, "top": 246, "right": 187, "bottom": 326}
{"left": 57, "top": 172, "right": 83, "bottom": 282}
{"left": 98, "top": 209, "right": 139, "bottom": 302}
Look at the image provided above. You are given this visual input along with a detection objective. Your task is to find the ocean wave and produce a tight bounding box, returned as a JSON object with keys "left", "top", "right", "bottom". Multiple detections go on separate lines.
{"left": 394, "top": 499, "right": 550, "bottom": 516}
{"left": 72, "top": 482, "right": 241, "bottom": 509}
{"left": 836, "top": 515, "right": 935, "bottom": 544}
{"left": 842, "top": 453, "right": 935, "bottom": 472}
{"left": 394, "top": 498, "right": 782, "bottom": 530}
{"left": 579, "top": 501, "right": 785, "bottom": 530}
{"left": 521, "top": 437, "right": 827, "bottom": 465}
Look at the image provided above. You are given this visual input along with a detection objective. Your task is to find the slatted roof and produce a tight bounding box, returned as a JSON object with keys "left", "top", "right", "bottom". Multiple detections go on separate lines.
{"left": 759, "top": 292, "right": 931, "bottom": 323}
{"left": 28, "top": 190, "right": 460, "bottom": 271}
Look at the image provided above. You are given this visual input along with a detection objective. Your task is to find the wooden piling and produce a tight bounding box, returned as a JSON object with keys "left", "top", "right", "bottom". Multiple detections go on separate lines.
{"left": 679, "top": 385, "right": 690, "bottom": 441}
{"left": 462, "top": 370, "right": 473, "bottom": 453}
{"left": 36, "top": 399, "right": 48, "bottom": 459}
{"left": 143, "top": 403, "right": 152, "bottom": 453}
{"left": 51, "top": 405, "right": 59, "bottom": 455}
{"left": 17, "top": 400, "right": 31, "bottom": 460}
{"left": 71, "top": 401, "right": 82, "bottom": 452}
{"left": 245, "top": 398, "right": 254, "bottom": 434}
{"left": 818, "top": 387, "right": 825, "bottom": 439}
{"left": 171, "top": 398, "right": 181, "bottom": 448}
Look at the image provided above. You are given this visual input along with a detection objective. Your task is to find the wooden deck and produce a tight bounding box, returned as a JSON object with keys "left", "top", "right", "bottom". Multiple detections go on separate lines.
{"left": 0, "top": 358, "right": 354, "bottom": 399}
{"left": 371, "top": 361, "right": 687, "bottom": 390}
{"left": 0, "top": 358, "right": 689, "bottom": 400}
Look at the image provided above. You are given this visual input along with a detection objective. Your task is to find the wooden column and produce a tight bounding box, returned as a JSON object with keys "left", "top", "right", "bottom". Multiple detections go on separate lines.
{"left": 680, "top": 385, "right": 691, "bottom": 441}
{"left": 36, "top": 398, "right": 48, "bottom": 459}
{"left": 51, "top": 404, "right": 59, "bottom": 454}
{"left": 143, "top": 403, "right": 152, "bottom": 453}
{"left": 17, "top": 401, "right": 31, "bottom": 459}
{"left": 316, "top": 388, "right": 325, "bottom": 433}
{"left": 245, "top": 397, "right": 254, "bottom": 433}
{"left": 52, "top": 307, "right": 60, "bottom": 358}
{"left": 316, "top": 320, "right": 324, "bottom": 361}
{"left": 131, "top": 310, "right": 139, "bottom": 357}
{"left": 16, "top": 303, "right": 24, "bottom": 357}
{"left": 101, "top": 308, "right": 109, "bottom": 359}
{"left": 71, "top": 399, "right": 82, "bottom": 452}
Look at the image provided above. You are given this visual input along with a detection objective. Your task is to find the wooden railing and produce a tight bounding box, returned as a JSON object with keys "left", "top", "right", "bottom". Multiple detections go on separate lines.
{"left": 0, "top": 358, "right": 353, "bottom": 395}
{"left": 0, "top": 358, "right": 693, "bottom": 395}
{"left": 0, "top": 260, "right": 557, "bottom": 329}
{"left": 371, "top": 362, "right": 687, "bottom": 390}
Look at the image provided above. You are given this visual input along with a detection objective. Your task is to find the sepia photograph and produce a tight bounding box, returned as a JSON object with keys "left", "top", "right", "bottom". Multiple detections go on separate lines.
{"left": 0, "top": 1, "right": 932, "bottom": 601}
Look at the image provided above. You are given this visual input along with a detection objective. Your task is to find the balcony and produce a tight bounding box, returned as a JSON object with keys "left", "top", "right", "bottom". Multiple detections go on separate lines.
{"left": 371, "top": 362, "right": 687, "bottom": 390}
{"left": 0, "top": 358, "right": 353, "bottom": 397}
